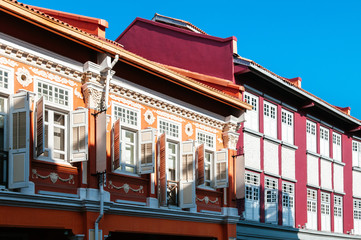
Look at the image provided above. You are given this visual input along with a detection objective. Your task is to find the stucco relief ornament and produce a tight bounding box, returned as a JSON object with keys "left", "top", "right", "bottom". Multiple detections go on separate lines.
{"left": 144, "top": 110, "right": 155, "bottom": 125}
{"left": 185, "top": 123, "right": 193, "bottom": 137}
{"left": 16, "top": 67, "right": 33, "bottom": 87}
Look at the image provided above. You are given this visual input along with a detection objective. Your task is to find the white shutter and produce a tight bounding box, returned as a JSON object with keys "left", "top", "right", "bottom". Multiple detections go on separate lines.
{"left": 9, "top": 92, "right": 30, "bottom": 189}
{"left": 253, "top": 187, "right": 260, "bottom": 221}
{"left": 35, "top": 96, "right": 45, "bottom": 157}
{"left": 214, "top": 149, "right": 228, "bottom": 188}
{"left": 138, "top": 128, "right": 155, "bottom": 174}
{"left": 179, "top": 140, "right": 196, "bottom": 208}
{"left": 265, "top": 189, "right": 278, "bottom": 223}
{"left": 69, "top": 108, "right": 88, "bottom": 162}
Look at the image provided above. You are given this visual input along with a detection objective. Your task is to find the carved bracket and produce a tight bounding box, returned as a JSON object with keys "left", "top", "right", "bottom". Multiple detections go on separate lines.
{"left": 108, "top": 181, "right": 144, "bottom": 194}
{"left": 31, "top": 169, "right": 75, "bottom": 184}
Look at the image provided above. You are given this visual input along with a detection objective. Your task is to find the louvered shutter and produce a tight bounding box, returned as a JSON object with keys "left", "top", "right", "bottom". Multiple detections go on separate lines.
{"left": 196, "top": 144, "right": 204, "bottom": 186}
{"left": 35, "top": 96, "right": 45, "bottom": 157}
{"left": 139, "top": 128, "right": 155, "bottom": 174}
{"left": 9, "top": 92, "right": 30, "bottom": 189}
{"left": 112, "top": 119, "right": 121, "bottom": 170}
{"left": 158, "top": 133, "right": 167, "bottom": 206}
{"left": 214, "top": 149, "right": 228, "bottom": 188}
{"left": 96, "top": 112, "right": 106, "bottom": 172}
{"left": 179, "top": 140, "right": 196, "bottom": 208}
{"left": 69, "top": 108, "right": 88, "bottom": 162}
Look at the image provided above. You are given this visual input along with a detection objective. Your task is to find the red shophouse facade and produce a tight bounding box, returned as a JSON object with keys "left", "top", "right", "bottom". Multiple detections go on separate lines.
{"left": 117, "top": 14, "right": 361, "bottom": 239}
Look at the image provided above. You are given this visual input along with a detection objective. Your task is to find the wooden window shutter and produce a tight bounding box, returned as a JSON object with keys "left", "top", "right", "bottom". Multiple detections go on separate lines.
{"left": 158, "top": 133, "right": 167, "bottom": 206}
{"left": 35, "top": 96, "right": 45, "bottom": 157}
{"left": 139, "top": 128, "right": 155, "bottom": 174}
{"left": 179, "top": 140, "right": 196, "bottom": 209}
{"left": 214, "top": 149, "right": 228, "bottom": 188}
{"left": 9, "top": 92, "right": 30, "bottom": 189}
{"left": 112, "top": 119, "right": 121, "bottom": 170}
{"left": 69, "top": 108, "right": 88, "bottom": 162}
{"left": 197, "top": 144, "right": 205, "bottom": 186}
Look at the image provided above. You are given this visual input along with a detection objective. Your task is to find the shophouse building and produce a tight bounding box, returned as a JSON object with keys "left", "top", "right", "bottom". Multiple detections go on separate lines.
{"left": 116, "top": 13, "right": 361, "bottom": 239}
{"left": 0, "top": 1, "right": 252, "bottom": 239}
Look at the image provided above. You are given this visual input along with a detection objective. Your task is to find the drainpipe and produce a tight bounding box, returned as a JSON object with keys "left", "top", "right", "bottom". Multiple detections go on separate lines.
{"left": 104, "top": 54, "right": 119, "bottom": 110}
{"left": 95, "top": 173, "right": 104, "bottom": 240}
{"left": 94, "top": 54, "right": 118, "bottom": 240}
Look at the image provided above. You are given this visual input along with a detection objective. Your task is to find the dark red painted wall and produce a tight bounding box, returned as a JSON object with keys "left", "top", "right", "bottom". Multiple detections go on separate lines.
{"left": 117, "top": 18, "right": 236, "bottom": 82}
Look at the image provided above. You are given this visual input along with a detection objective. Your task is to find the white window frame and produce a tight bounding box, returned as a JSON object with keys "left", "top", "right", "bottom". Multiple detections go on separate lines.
{"left": 158, "top": 117, "right": 181, "bottom": 142}
{"left": 281, "top": 109, "right": 294, "bottom": 144}
{"left": 244, "top": 92, "right": 259, "bottom": 131}
{"left": 0, "top": 96, "right": 8, "bottom": 152}
{"left": 282, "top": 182, "right": 295, "bottom": 227}
{"left": 307, "top": 188, "right": 318, "bottom": 230}
{"left": 34, "top": 78, "right": 73, "bottom": 164}
{"left": 112, "top": 102, "right": 141, "bottom": 174}
{"left": 263, "top": 101, "right": 277, "bottom": 138}
{"left": 321, "top": 192, "right": 331, "bottom": 232}
{"left": 265, "top": 177, "right": 278, "bottom": 224}
{"left": 245, "top": 171, "right": 260, "bottom": 221}
{"left": 0, "top": 65, "right": 14, "bottom": 95}
{"left": 306, "top": 120, "right": 317, "bottom": 153}
{"left": 354, "top": 199, "right": 361, "bottom": 235}
{"left": 332, "top": 132, "right": 342, "bottom": 162}
{"left": 353, "top": 140, "right": 361, "bottom": 167}
{"left": 320, "top": 126, "right": 330, "bottom": 157}
{"left": 196, "top": 129, "right": 216, "bottom": 188}
{"left": 334, "top": 195, "right": 343, "bottom": 233}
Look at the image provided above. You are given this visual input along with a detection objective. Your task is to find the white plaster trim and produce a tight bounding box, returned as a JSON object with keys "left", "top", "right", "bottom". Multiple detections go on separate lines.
{"left": 264, "top": 171, "right": 281, "bottom": 178}
{"left": 115, "top": 199, "right": 147, "bottom": 206}
{"left": 320, "top": 155, "right": 333, "bottom": 162}
{"left": 263, "top": 135, "right": 282, "bottom": 144}
{"left": 306, "top": 150, "right": 321, "bottom": 158}
{"left": 281, "top": 141, "right": 298, "bottom": 150}
{"left": 245, "top": 166, "right": 263, "bottom": 173}
{"left": 38, "top": 190, "right": 78, "bottom": 198}
{"left": 32, "top": 169, "right": 75, "bottom": 184}
{"left": 306, "top": 183, "right": 320, "bottom": 189}
{"left": 320, "top": 187, "right": 333, "bottom": 193}
{"left": 243, "top": 127, "right": 263, "bottom": 137}
{"left": 333, "top": 160, "right": 346, "bottom": 166}
{"left": 352, "top": 166, "right": 361, "bottom": 173}
{"left": 333, "top": 190, "right": 346, "bottom": 196}
{"left": 196, "top": 196, "right": 219, "bottom": 204}
{"left": 281, "top": 176, "right": 297, "bottom": 183}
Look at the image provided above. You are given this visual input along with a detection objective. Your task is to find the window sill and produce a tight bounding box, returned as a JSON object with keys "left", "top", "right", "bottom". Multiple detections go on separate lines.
{"left": 306, "top": 150, "right": 320, "bottom": 158}
{"left": 111, "top": 170, "right": 143, "bottom": 179}
{"left": 263, "top": 135, "right": 281, "bottom": 144}
{"left": 115, "top": 199, "right": 147, "bottom": 206}
{"left": 333, "top": 160, "right": 345, "bottom": 166}
{"left": 352, "top": 166, "right": 361, "bottom": 173}
{"left": 245, "top": 166, "right": 263, "bottom": 173}
{"left": 32, "top": 159, "right": 77, "bottom": 169}
{"left": 281, "top": 142, "right": 298, "bottom": 150}
{"left": 243, "top": 127, "right": 263, "bottom": 138}
{"left": 264, "top": 171, "right": 280, "bottom": 178}
{"left": 320, "top": 155, "right": 333, "bottom": 162}
{"left": 320, "top": 187, "right": 333, "bottom": 192}
{"left": 196, "top": 185, "right": 217, "bottom": 192}
{"left": 333, "top": 190, "right": 345, "bottom": 195}
{"left": 306, "top": 183, "right": 320, "bottom": 189}
{"left": 281, "top": 176, "right": 297, "bottom": 183}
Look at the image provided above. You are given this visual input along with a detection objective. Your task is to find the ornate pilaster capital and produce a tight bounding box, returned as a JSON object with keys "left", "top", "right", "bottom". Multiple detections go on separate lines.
{"left": 222, "top": 131, "right": 240, "bottom": 150}
{"left": 81, "top": 82, "right": 104, "bottom": 110}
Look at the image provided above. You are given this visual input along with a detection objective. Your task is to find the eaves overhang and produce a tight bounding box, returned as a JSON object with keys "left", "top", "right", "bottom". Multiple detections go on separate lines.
{"left": 234, "top": 57, "right": 361, "bottom": 126}
{"left": 0, "top": 0, "right": 251, "bottom": 111}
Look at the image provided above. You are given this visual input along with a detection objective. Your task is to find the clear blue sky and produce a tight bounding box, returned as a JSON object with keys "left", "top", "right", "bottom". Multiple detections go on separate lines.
{"left": 21, "top": 0, "right": 361, "bottom": 119}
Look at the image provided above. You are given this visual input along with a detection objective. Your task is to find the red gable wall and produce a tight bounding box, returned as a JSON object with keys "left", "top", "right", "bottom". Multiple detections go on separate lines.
{"left": 116, "top": 18, "right": 236, "bottom": 82}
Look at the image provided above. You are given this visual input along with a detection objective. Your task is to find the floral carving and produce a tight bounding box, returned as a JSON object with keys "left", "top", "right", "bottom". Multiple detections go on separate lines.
{"left": 155, "top": 110, "right": 184, "bottom": 122}
{"left": 185, "top": 123, "right": 193, "bottom": 137}
{"left": 31, "top": 169, "right": 74, "bottom": 184}
{"left": 16, "top": 67, "right": 33, "bottom": 87}
{"left": 109, "top": 94, "right": 144, "bottom": 109}
{"left": 74, "top": 88, "right": 83, "bottom": 99}
{"left": 193, "top": 122, "right": 218, "bottom": 134}
{"left": 196, "top": 196, "right": 219, "bottom": 204}
{"left": 0, "top": 57, "right": 18, "bottom": 67}
{"left": 108, "top": 181, "right": 144, "bottom": 193}
{"left": 29, "top": 67, "right": 77, "bottom": 87}
{"left": 144, "top": 110, "right": 155, "bottom": 125}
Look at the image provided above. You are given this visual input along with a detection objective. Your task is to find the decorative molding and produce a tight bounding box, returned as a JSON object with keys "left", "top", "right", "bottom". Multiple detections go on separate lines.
{"left": 144, "top": 109, "right": 155, "bottom": 125}
{"left": 193, "top": 122, "right": 218, "bottom": 133}
{"left": 82, "top": 83, "right": 104, "bottom": 110}
{"left": 31, "top": 169, "right": 75, "bottom": 184}
{"left": 185, "top": 123, "right": 193, "bottom": 137}
{"left": 0, "top": 42, "right": 83, "bottom": 82}
{"left": 196, "top": 196, "right": 219, "bottom": 204}
{"left": 29, "top": 66, "right": 77, "bottom": 87}
{"left": 0, "top": 56, "right": 18, "bottom": 67}
{"left": 15, "top": 67, "right": 33, "bottom": 87}
{"left": 110, "top": 86, "right": 224, "bottom": 130}
{"left": 217, "top": 137, "right": 223, "bottom": 144}
{"left": 110, "top": 94, "right": 144, "bottom": 109}
{"left": 108, "top": 181, "right": 144, "bottom": 194}
{"left": 155, "top": 110, "right": 184, "bottom": 122}
{"left": 74, "top": 88, "right": 83, "bottom": 99}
